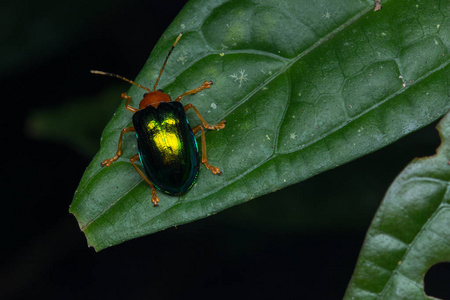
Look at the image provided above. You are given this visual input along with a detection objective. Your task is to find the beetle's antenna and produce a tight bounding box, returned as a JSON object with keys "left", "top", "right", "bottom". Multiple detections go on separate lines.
{"left": 153, "top": 33, "right": 183, "bottom": 91}
{"left": 90, "top": 70, "right": 151, "bottom": 92}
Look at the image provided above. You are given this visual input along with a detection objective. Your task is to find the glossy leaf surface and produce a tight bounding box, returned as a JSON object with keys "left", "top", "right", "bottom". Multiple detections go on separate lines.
{"left": 344, "top": 113, "right": 450, "bottom": 299}
{"left": 70, "top": 0, "right": 450, "bottom": 250}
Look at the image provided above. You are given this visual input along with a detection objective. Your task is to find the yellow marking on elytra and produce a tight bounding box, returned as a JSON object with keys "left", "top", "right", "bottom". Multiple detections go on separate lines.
{"left": 147, "top": 119, "right": 182, "bottom": 161}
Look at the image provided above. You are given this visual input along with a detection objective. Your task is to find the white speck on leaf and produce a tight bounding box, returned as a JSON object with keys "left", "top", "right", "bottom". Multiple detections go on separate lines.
{"left": 230, "top": 69, "right": 249, "bottom": 87}
{"left": 290, "top": 133, "right": 297, "bottom": 139}
{"left": 177, "top": 54, "right": 188, "bottom": 65}
{"left": 211, "top": 103, "right": 217, "bottom": 109}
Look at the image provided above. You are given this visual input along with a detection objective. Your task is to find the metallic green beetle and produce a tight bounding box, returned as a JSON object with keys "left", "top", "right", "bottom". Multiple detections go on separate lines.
{"left": 92, "top": 33, "right": 226, "bottom": 206}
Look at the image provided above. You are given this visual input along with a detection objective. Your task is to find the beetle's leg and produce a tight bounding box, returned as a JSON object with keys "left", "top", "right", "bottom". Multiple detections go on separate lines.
{"left": 192, "top": 125, "right": 221, "bottom": 175}
{"left": 174, "top": 81, "right": 213, "bottom": 102}
{"left": 130, "top": 154, "right": 160, "bottom": 206}
{"left": 121, "top": 92, "right": 139, "bottom": 113}
{"left": 101, "top": 126, "right": 135, "bottom": 167}
{"left": 184, "top": 103, "right": 226, "bottom": 130}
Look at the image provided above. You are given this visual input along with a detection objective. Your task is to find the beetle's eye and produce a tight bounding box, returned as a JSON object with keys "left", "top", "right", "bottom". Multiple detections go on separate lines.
{"left": 158, "top": 89, "right": 164, "bottom": 92}
{"left": 143, "top": 93, "right": 148, "bottom": 97}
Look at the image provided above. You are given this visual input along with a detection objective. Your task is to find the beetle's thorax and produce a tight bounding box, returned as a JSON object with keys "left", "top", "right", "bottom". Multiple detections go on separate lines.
{"left": 139, "top": 90, "right": 172, "bottom": 109}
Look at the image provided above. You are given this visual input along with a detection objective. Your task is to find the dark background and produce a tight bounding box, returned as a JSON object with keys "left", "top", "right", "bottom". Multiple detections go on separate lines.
{"left": 1, "top": 1, "right": 448, "bottom": 299}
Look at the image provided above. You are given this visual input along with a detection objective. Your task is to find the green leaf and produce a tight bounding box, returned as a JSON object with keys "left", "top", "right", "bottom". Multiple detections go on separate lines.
{"left": 70, "top": 0, "right": 450, "bottom": 251}
{"left": 344, "top": 113, "right": 450, "bottom": 299}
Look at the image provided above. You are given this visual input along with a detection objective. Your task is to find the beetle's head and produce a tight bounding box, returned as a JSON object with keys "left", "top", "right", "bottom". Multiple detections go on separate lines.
{"left": 139, "top": 90, "right": 172, "bottom": 109}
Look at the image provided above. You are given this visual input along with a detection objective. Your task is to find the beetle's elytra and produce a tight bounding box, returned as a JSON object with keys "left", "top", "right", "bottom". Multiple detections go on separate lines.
{"left": 92, "top": 33, "right": 226, "bottom": 206}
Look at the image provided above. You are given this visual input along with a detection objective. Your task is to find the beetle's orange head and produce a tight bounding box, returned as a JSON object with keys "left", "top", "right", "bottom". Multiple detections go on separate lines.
{"left": 139, "top": 90, "right": 172, "bottom": 109}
